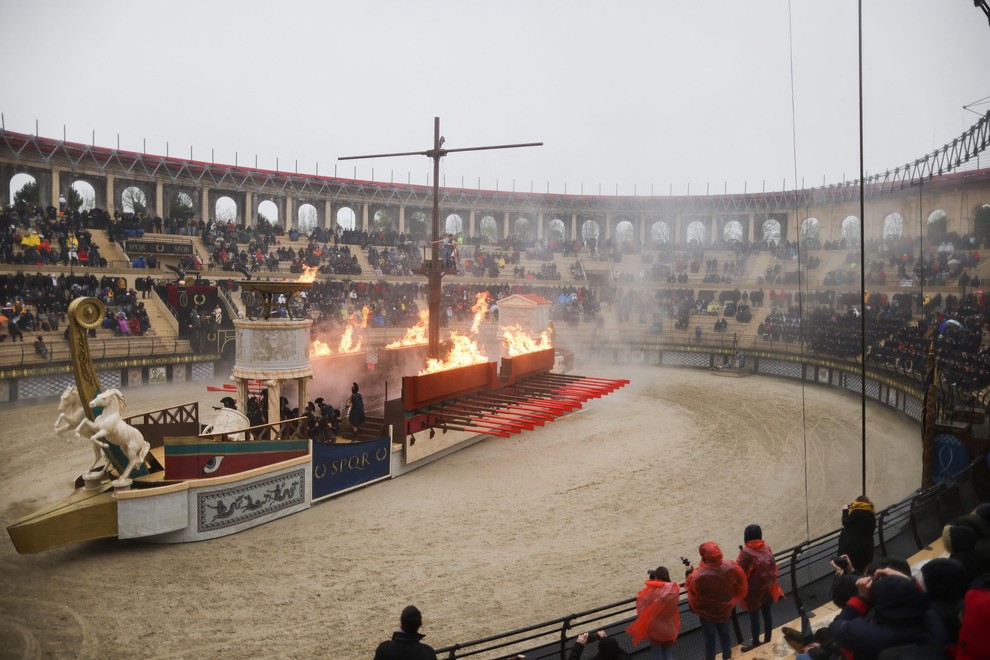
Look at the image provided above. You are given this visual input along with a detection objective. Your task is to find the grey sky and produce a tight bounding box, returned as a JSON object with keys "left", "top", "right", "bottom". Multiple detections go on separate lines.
{"left": 2, "top": 0, "right": 988, "bottom": 195}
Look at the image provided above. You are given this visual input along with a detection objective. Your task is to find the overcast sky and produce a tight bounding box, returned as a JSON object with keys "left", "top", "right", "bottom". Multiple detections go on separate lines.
{"left": 2, "top": 0, "right": 988, "bottom": 195}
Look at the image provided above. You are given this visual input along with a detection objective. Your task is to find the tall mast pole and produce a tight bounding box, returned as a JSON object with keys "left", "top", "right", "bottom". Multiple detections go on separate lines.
{"left": 340, "top": 117, "right": 541, "bottom": 358}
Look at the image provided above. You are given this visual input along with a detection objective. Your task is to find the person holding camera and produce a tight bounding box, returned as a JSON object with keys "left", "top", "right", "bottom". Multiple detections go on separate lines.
{"left": 626, "top": 566, "right": 681, "bottom": 660}
{"left": 826, "top": 560, "right": 946, "bottom": 660}
{"left": 568, "top": 630, "right": 628, "bottom": 660}
{"left": 736, "top": 524, "right": 784, "bottom": 652}
{"left": 837, "top": 496, "right": 876, "bottom": 575}
{"left": 684, "top": 542, "right": 747, "bottom": 660}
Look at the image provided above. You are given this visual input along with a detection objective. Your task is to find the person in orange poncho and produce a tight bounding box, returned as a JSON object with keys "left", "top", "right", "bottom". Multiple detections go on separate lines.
{"left": 626, "top": 566, "right": 681, "bottom": 660}
{"left": 685, "top": 542, "right": 747, "bottom": 660}
{"left": 735, "top": 524, "right": 785, "bottom": 652}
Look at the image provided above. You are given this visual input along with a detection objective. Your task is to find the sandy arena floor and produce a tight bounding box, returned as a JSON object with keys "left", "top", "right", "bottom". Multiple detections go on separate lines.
{"left": 0, "top": 364, "right": 922, "bottom": 659}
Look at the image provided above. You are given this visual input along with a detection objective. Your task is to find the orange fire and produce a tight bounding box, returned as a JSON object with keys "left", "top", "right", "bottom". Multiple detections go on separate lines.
{"left": 502, "top": 324, "right": 553, "bottom": 357}
{"left": 469, "top": 292, "right": 490, "bottom": 334}
{"left": 297, "top": 265, "right": 319, "bottom": 283}
{"left": 385, "top": 309, "right": 429, "bottom": 348}
{"left": 420, "top": 332, "right": 489, "bottom": 375}
{"left": 312, "top": 307, "right": 369, "bottom": 356}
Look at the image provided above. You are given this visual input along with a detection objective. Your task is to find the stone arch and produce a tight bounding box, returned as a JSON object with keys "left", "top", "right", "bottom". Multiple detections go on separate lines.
{"left": 336, "top": 207, "right": 357, "bottom": 231}
{"left": 581, "top": 220, "right": 600, "bottom": 247}
{"left": 651, "top": 221, "right": 671, "bottom": 244}
{"left": 69, "top": 180, "right": 96, "bottom": 212}
{"left": 445, "top": 213, "right": 463, "bottom": 236}
{"left": 547, "top": 218, "right": 567, "bottom": 243}
{"left": 686, "top": 220, "right": 706, "bottom": 245}
{"left": 298, "top": 203, "right": 318, "bottom": 234}
{"left": 514, "top": 217, "right": 532, "bottom": 240}
{"left": 170, "top": 191, "right": 195, "bottom": 220}
{"left": 121, "top": 185, "right": 148, "bottom": 214}
{"left": 883, "top": 212, "right": 903, "bottom": 239}
{"left": 841, "top": 216, "right": 860, "bottom": 245}
{"left": 801, "top": 217, "right": 820, "bottom": 245}
{"left": 373, "top": 209, "right": 392, "bottom": 233}
{"left": 974, "top": 203, "right": 990, "bottom": 242}
{"left": 215, "top": 196, "right": 238, "bottom": 224}
{"left": 615, "top": 220, "right": 635, "bottom": 244}
{"left": 723, "top": 220, "right": 743, "bottom": 243}
{"left": 762, "top": 218, "right": 781, "bottom": 245}
{"left": 407, "top": 211, "right": 429, "bottom": 240}
{"left": 927, "top": 208, "right": 947, "bottom": 243}
{"left": 8, "top": 172, "right": 37, "bottom": 205}
{"left": 258, "top": 199, "right": 279, "bottom": 226}
{"left": 480, "top": 216, "right": 498, "bottom": 242}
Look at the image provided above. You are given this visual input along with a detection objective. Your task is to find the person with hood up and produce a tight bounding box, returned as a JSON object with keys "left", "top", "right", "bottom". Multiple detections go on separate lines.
{"left": 736, "top": 524, "right": 784, "bottom": 652}
{"left": 837, "top": 496, "right": 876, "bottom": 575}
{"left": 374, "top": 605, "right": 437, "bottom": 660}
{"left": 626, "top": 566, "right": 681, "bottom": 660}
{"left": 827, "top": 560, "right": 946, "bottom": 660}
{"left": 685, "top": 542, "right": 748, "bottom": 660}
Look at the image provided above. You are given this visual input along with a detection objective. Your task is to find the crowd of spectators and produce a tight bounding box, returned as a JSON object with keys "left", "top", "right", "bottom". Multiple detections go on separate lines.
{"left": 1, "top": 204, "right": 106, "bottom": 268}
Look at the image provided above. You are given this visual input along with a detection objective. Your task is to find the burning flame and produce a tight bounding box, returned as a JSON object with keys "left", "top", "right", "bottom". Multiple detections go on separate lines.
{"left": 502, "top": 324, "right": 553, "bottom": 357}
{"left": 312, "top": 307, "right": 369, "bottom": 356}
{"left": 297, "top": 265, "right": 319, "bottom": 283}
{"left": 469, "top": 292, "right": 490, "bottom": 334}
{"left": 420, "top": 332, "right": 488, "bottom": 375}
{"left": 385, "top": 309, "right": 429, "bottom": 348}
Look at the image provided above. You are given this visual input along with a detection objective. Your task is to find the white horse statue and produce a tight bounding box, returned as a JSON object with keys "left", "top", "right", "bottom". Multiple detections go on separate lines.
{"left": 54, "top": 385, "right": 105, "bottom": 475}
{"left": 86, "top": 389, "right": 151, "bottom": 486}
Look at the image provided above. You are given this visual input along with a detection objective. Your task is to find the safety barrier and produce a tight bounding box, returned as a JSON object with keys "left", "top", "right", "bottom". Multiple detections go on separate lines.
{"left": 434, "top": 459, "right": 981, "bottom": 659}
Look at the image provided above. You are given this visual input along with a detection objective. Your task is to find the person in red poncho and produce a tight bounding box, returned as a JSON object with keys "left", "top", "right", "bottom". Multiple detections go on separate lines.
{"left": 626, "top": 566, "right": 681, "bottom": 660}
{"left": 735, "top": 524, "right": 785, "bottom": 652}
{"left": 685, "top": 541, "right": 747, "bottom": 660}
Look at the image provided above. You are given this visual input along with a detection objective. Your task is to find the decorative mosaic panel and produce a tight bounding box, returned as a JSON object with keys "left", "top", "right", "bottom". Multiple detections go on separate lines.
{"left": 758, "top": 359, "right": 802, "bottom": 379}
{"left": 818, "top": 367, "right": 830, "bottom": 384}
{"left": 865, "top": 378, "right": 880, "bottom": 400}
{"left": 98, "top": 370, "right": 122, "bottom": 389}
{"left": 197, "top": 467, "right": 306, "bottom": 533}
{"left": 904, "top": 396, "right": 924, "bottom": 421}
{"left": 19, "top": 373, "right": 77, "bottom": 399}
{"left": 662, "top": 351, "right": 709, "bottom": 367}
{"left": 191, "top": 362, "right": 214, "bottom": 380}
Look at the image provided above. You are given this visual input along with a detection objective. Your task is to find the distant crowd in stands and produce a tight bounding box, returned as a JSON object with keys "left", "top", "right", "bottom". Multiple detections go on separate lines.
{"left": 1, "top": 203, "right": 107, "bottom": 268}
{"left": 0, "top": 271, "right": 148, "bottom": 344}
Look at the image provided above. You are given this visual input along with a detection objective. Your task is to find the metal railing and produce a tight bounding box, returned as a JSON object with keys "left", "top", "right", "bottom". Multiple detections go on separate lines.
{"left": 0, "top": 334, "right": 187, "bottom": 367}
{"left": 435, "top": 460, "right": 981, "bottom": 659}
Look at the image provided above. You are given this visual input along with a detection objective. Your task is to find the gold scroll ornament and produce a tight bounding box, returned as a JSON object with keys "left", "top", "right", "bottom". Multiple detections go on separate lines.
{"left": 67, "top": 297, "right": 106, "bottom": 421}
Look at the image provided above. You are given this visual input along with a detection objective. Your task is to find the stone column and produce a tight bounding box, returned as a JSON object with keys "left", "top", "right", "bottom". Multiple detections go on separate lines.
{"left": 748, "top": 214, "right": 756, "bottom": 243}
{"left": 468, "top": 210, "right": 476, "bottom": 239}
{"left": 398, "top": 205, "right": 406, "bottom": 234}
{"left": 236, "top": 379, "right": 249, "bottom": 414}
{"left": 285, "top": 197, "right": 294, "bottom": 230}
{"left": 604, "top": 213, "right": 612, "bottom": 240}
{"left": 244, "top": 191, "right": 253, "bottom": 227}
{"left": 200, "top": 185, "right": 210, "bottom": 223}
{"left": 503, "top": 211, "right": 511, "bottom": 239}
{"left": 51, "top": 167, "right": 61, "bottom": 208}
{"left": 571, "top": 213, "right": 578, "bottom": 242}
{"left": 640, "top": 215, "right": 647, "bottom": 243}
{"left": 297, "top": 377, "right": 309, "bottom": 414}
{"left": 267, "top": 381, "right": 280, "bottom": 425}
{"left": 155, "top": 181, "right": 165, "bottom": 218}
{"left": 324, "top": 199, "right": 333, "bottom": 231}
{"left": 536, "top": 212, "right": 543, "bottom": 240}
{"left": 106, "top": 174, "right": 116, "bottom": 216}
{"left": 362, "top": 204, "right": 369, "bottom": 232}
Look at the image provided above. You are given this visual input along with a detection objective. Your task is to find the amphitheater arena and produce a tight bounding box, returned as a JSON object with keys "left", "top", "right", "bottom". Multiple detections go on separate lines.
{"left": 1, "top": 127, "right": 989, "bottom": 658}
